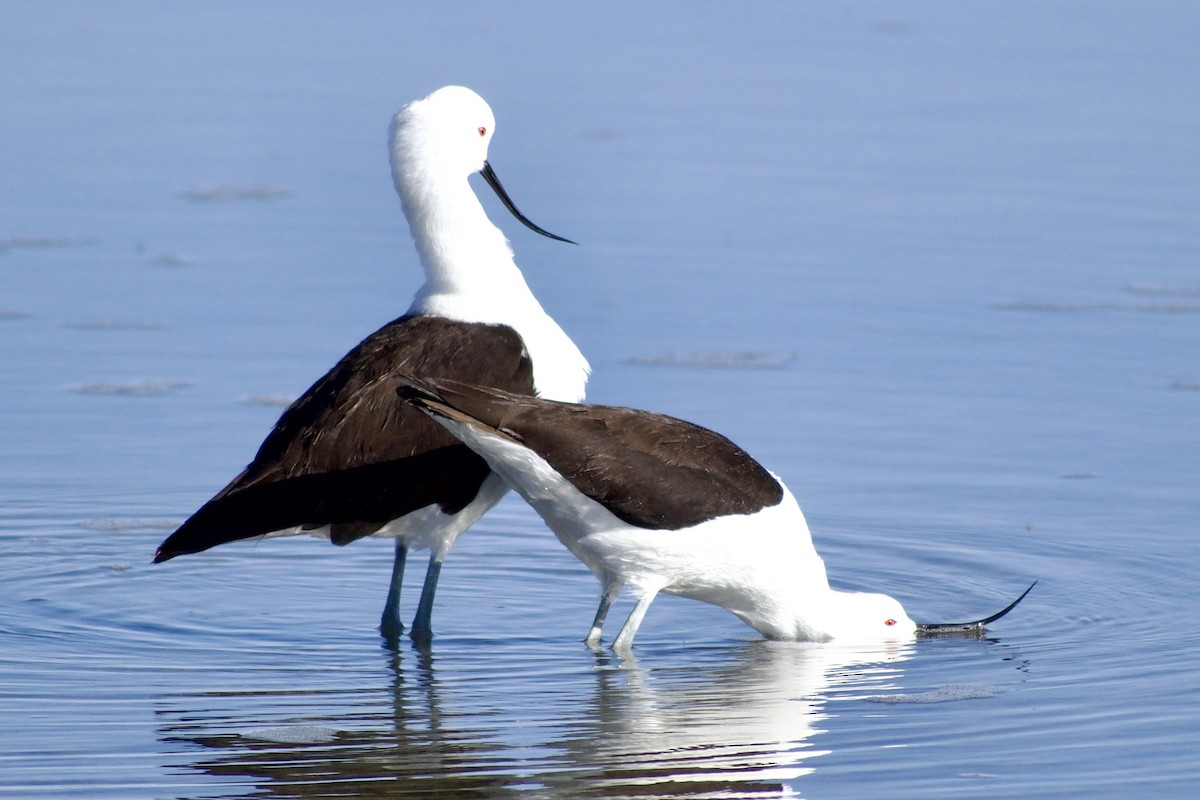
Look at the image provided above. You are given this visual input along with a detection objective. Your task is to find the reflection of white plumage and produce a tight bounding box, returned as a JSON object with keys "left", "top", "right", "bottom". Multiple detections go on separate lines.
{"left": 399, "top": 379, "right": 1035, "bottom": 650}
{"left": 539, "top": 640, "right": 913, "bottom": 796}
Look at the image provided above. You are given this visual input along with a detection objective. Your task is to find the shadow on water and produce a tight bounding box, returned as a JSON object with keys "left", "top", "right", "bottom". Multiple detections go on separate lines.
{"left": 153, "top": 638, "right": 922, "bottom": 799}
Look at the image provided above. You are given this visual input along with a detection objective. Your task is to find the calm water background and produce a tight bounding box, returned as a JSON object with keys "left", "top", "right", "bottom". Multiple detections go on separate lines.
{"left": 3, "top": 2, "right": 1198, "bottom": 798}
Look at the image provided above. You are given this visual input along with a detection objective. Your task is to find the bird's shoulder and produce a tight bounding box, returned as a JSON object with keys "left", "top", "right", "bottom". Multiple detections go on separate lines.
{"left": 511, "top": 402, "right": 785, "bottom": 529}
{"left": 245, "top": 314, "right": 532, "bottom": 483}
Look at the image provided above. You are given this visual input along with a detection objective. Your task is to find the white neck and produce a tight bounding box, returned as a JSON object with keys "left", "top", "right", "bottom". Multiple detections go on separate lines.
{"left": 691, "top": 489, "right": 914, "bottom": 642}
{"left": 399, "top": 170, "right": 523, "bottom": 299}
{"left": 393, "top": 166, "right": 590, "bottom": 403}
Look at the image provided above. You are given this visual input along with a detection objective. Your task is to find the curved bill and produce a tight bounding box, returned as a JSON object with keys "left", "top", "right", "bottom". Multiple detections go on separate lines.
{"left": 479, "top": 161, "right": 576, "bottom": 245}
{"left": 916, "top": 580, "right": 1038, "bottom": 637}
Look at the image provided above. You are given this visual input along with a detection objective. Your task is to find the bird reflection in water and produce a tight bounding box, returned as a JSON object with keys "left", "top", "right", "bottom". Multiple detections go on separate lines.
{"left": 154, "top": 639, "right": 915, "bottom": 797}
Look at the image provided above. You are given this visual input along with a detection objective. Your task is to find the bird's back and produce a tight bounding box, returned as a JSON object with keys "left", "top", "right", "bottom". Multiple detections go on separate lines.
{"left": 155, "top": 316, "right": 533, "bottom": 561}
{"left": 398, "top": 380, "right": 785, "bottom": 531}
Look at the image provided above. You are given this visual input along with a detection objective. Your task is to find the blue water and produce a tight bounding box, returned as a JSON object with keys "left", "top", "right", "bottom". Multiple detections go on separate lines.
{"left": 3, "top": 2, "right": 1198, "bottom": 798}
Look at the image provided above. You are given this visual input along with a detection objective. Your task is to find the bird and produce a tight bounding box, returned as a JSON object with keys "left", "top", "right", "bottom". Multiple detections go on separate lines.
{"left": 154, "top": 86, "right": 590, "bottom": 643}
{"left": 396, "top": 377, "right": 1036, "bottom": 651}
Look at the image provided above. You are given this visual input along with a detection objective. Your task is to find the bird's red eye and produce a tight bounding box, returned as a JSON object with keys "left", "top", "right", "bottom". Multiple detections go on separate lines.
{"left": 884, "top": 619, "right": 897, "bottom": 626}
{"left": 478, "top": 126, "right": 487, "bottom": 137}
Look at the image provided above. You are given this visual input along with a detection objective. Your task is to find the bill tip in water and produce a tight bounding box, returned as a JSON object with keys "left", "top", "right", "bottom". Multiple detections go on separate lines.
{"left": 916, "top": 580, "right": 1038, "bottom": 636}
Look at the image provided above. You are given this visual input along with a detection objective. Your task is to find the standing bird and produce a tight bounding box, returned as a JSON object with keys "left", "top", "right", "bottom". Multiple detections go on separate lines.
{"left": 154, "top": 86, "right": 590, "bottom": 642}
{"left": 397, "top": 378, "right": 1036, "bottom": 651}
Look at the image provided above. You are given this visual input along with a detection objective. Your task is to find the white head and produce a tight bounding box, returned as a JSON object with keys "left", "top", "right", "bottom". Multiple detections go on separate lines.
{"left": 389, "top": 86, "right": 576, "bottom": 307}
{"left": 390, "top": 86, "right": 496, "bottom": 186}
{"left": 817, "top": 591, "right": 917, "bottom": 642}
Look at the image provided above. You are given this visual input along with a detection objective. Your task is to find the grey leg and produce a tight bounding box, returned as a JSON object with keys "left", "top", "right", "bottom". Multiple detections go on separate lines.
{"left": 380, "top": 540, "right": 408, "bottom": 639}
{"left": 408, "top": 555, "right": 443, "bottom": 643}
{"left": 612, "top": 590, "right": 659, "bottom": 653}
{"left": 585, "top": 577, "right": 623, "bottom": 646}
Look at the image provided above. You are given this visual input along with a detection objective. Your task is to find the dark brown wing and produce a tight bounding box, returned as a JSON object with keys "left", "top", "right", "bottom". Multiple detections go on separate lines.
{"left": 154, "top": 316, "right": 533, "bottom": 562}
{"left": 399, "top": 379, "right": 784, "bottom": 530}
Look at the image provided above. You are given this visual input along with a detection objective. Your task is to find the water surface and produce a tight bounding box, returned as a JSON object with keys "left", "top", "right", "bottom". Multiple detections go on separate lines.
{"left": 2, "top": 2, "right": 1198, "bottom": 798}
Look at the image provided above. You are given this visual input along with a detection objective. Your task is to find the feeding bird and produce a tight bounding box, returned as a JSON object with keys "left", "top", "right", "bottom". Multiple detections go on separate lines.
{"left": 397, "top": 378, "right": 1036, "bottom": 651}
{"left": 154, "top": 86, "right": 589, "bottom": 642}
